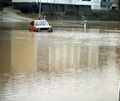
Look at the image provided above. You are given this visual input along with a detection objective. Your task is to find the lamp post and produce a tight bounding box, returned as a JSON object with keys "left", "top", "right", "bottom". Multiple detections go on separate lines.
{"left": 38, "top": 0, "right": 42, "bottom": 19}
{"left": 0, "top": 3, "right": 3, "bottom": 23}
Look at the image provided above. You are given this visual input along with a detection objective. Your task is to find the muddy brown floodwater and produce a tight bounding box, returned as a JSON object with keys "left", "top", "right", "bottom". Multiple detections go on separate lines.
{"left": 0, "top": 26, "right": 120, "bottom": 101}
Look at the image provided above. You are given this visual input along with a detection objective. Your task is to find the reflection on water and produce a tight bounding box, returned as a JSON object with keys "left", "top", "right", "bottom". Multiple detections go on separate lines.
{"left": 11, "top": 31, "right": 37, "bottom": 73}
{"left": 0, "top": 30, "right": 37, "bottom": 73}
{"left": 0, "top": 32, "right": 11, "bottom": 73}
{"left": 0, "top": 28, "right": 120, "bottom": 101}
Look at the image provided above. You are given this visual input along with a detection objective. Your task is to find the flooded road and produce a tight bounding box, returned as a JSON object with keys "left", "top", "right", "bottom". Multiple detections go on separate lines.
{"left": 0, "top": 27, "right": 120, "bottom": 101}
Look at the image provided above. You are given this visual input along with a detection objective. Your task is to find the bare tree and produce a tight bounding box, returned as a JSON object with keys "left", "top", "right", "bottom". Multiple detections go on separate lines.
{"left": 0, "top": 0, "right": 11, "bottom": 3}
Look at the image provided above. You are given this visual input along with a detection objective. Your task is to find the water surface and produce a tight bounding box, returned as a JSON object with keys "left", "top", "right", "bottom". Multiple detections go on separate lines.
{"left": 0, "top": 26, "right": 120, "bottom": 101}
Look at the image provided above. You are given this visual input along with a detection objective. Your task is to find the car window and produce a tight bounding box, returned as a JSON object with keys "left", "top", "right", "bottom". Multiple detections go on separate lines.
{"left": 34, "top": 21, "right": 49, "bottom": 26}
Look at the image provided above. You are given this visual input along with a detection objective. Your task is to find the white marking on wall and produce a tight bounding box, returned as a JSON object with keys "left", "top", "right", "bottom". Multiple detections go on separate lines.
{"left": 12, "top": 0, "right": 91, "bottom": 5}
{"left": 91, "top": 0, "right": 101, "bottom": 9}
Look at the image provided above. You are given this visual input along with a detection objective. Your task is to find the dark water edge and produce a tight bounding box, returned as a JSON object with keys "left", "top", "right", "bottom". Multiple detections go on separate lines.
{"left": 0, "top": 21, "right": 120, "bottom": 30}
{"left": 0, "top": 22, "right": 30, "bottom": 30}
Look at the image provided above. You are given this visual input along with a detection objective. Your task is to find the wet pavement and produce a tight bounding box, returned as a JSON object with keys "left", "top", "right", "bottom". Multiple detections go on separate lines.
{"left": 0, "top": 26, "right": 120, "bottom": 101}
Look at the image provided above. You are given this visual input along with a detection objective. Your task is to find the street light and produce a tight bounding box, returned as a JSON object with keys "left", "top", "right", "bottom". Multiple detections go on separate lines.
{"left": 0, "top": 3, "right": 3, "bottom": 23}
{"left": 38, "top": 0, "right": 42, "bottom": 19}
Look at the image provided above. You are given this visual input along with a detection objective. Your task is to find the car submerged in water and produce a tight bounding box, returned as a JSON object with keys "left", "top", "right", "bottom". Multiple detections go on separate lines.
{"left": 29, "top": 20, "right": 53, "bottom": 32}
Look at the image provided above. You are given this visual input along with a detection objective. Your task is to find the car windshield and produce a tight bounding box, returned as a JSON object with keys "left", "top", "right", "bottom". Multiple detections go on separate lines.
{"left": 34, "top": 20, "right": 49, "bottom": 26}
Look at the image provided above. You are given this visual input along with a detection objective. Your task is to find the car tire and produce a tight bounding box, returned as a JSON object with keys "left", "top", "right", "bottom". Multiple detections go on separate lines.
{"left": 36, "top": 28, "right": 39, "bottom": 32}
{"left": 48, "top": 28, "right": 53, "bottom": 32}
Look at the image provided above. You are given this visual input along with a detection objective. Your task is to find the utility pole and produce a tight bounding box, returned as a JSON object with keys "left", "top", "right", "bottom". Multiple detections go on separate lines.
{"left": 106, "top": 0, "right": 109, "bottom": 10}
{"left": 0, "top": 11, "right": 2, "bottom": 23}
{"left": 38, "top": 0, "right": 42, "bottom": 19}
{"left": 0, "top": 3, "right": 3, "bottom": 23}
{"left": 118, "top": 0, "right": 120, "bottom": 11}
